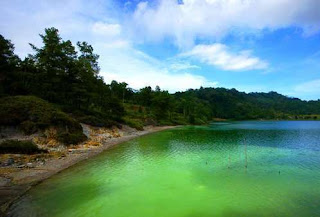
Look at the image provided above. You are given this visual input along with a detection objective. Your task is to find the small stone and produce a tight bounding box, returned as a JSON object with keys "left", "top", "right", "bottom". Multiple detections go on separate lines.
{"left": 0, "top": 177, "right": 10, "bottom": 186}
{"left": 7, "top": 158, "right": 14, "bottom": 166}
{"left": 26, "top": 162, "right": 34, "bottom": 168}
{"left": 68, "top": 149, "right": 75, "bottom": 153}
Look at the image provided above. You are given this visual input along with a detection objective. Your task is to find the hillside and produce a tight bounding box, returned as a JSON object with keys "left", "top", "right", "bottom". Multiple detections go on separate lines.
{"left": 175, "top": 88, "right": 320, "bottom": 120}
{"left": 1, "top": 27, "right": 320, "bottom": 137}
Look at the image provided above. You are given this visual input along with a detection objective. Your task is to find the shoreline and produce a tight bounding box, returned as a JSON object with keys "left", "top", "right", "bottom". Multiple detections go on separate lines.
{"left": 0, "top": 125, "right": 177, "bottom": 215}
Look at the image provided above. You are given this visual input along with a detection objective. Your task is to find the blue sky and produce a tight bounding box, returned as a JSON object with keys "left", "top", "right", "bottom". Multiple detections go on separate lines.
{"left": 1, "top": 0, "right": 320, "bottom": 100}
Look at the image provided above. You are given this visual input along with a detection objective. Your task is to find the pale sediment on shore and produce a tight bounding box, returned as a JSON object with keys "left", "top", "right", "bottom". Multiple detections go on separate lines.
{"left": 0, "top": 125, "right": 176, "bottom": 215}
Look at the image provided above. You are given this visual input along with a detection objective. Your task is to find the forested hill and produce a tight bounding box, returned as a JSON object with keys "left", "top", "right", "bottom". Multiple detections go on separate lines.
{"left": 175, "top": 88, "right": 320, "bottom": 120}
{"left": 1, "top": 28, "right": 320, "bottom": 135}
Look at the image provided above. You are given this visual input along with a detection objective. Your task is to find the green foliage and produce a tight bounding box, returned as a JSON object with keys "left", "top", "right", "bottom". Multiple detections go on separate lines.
{"left": 158, "top": 120, "right": 174, "bottom": 126}
{"left": 110, "top": 80, "right": 134, "bottom": 103}
{"left": 20, "top": 121, "right": 37, "bottom": 135}
{"left": 182, "top": 88, "right": 320, "bottom": 120}
{"left": 136, "top": 86, "right": 153, "bottom": 107}
{"left": 1, "top": 29, "right": 320, "bottom": 133}
{"left": 170, "top": 113, "right": 188, "bottom": 125}
{"left": 0, "top": 96, "right": 78, "bottom": 128}
{"left": 0, "top": 96, "right": 86, "bottom": 144}
{"left": 151, "top": 87, "right": 173, "bottom": 120}
{"left": 123, "top": 117, "right": 144, "bottom": 131}
{"left": 0, "top": 140, "right": 47, "bottom": 154}
{"left": 1, "top": 29, "right": 124, "bottom": 125}
{"left": 77, "top": 115, "right": 113, "bottom": 127}
{"left": 57, "top": 132, "right": 87, "bottom": 145}
{"left": 0, "top": 35, "right": 21, "bottom": 96}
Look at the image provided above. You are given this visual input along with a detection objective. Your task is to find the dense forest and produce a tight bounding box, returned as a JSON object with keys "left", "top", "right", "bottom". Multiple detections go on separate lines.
{"left": 1, "top": 27, "right": 320, "bottom": 141}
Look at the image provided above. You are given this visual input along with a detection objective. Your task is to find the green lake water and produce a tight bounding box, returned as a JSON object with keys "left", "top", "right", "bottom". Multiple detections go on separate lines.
{"left": 8, "top": 121, "right": 320, "bottom": 217}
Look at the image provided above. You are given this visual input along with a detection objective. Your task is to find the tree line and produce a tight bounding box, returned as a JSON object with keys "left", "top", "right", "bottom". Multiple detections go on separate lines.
{"left": 1, "top": 28, "right": 320, "bottom": 129}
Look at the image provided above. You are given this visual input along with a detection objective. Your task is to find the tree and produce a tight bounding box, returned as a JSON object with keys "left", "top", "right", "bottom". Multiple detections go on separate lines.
{"left": 77, "top": 41, "right": 100, "bottom": 76}
{"left": 0, "top": 34, "right": 20, "bottom": 95}
{"left": 137, "top": 86, "right": 153, "bottom": 107}
{"left": 110, "top": 80, "right": 130, "bottom": 103}
{"left": 25, "top": 27, "right": 124, "bottom": 122}
{"left": 29, "top": 27, "right": 78, "bottom": 102}
{"left": 152, "top": 89, "right": 173, "bottom": 120}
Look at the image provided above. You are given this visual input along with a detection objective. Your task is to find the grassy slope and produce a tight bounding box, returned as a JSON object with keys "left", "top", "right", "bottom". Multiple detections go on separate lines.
{"left": 0, "top": 96, "right": 87, "bottom": 146}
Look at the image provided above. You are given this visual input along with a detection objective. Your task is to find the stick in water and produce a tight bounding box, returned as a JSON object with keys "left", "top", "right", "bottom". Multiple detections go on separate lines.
{"left": 244, "top": 138, "right": 248, "bottom": 169}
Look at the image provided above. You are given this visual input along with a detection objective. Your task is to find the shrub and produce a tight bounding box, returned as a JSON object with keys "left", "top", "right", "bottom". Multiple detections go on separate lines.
{"left": 20, "top": 120, "right": 37, "bottom": 135}
{"left": 77, "top": 115, "right": 114, "bottom": 127}
{"left": 171, "top": 114, "right": 188, "bottom": 125}
{"left": 158, "top": 120, "right": 174, "bottom": 126}
{"left": 0, "top": 96, "right": 86, "bottom": 145}
{"left": 123, "top": 117, "right": 144, "bottom": 131}
{"left": 57, "top": 132, "right": 87, "bottom": 146}
{"left": 0, "top": 140, "right": 47, "bottom": 154}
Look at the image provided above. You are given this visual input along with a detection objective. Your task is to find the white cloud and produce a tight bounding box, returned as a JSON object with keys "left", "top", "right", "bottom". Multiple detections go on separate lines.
{"left": 5, "top": 0, "right": 320, "bottom": 98}
{"left": 0, "top": 0, "right": 115, "bottom": 57}
{"left": 288, "top": 79, "right": 320, "bottom": 100}
{"left": 131, "top": 0, "right": 320, "bottom": 47}
{"left": 104, "top": 69, "right": 217, "bottom": 92}
{"left": 92, "top": 22, "right": 121, "bottom": 37}
{"left": 181, "top": 44, "right": 268, "bottom": 71}
{"left": 295, "top": 79, "right": 320, "bottom": 94}
{"left": 97, "top": 44, "right": 217, "bottom": 92}
{"left": 0, "top": 0, "right": 219, "bottom": 92}
{"left": 169, "top": 61, "right": 200, "bottom": 71}
{"left": 100, "top": 40, "right": 130, "bottom": 49}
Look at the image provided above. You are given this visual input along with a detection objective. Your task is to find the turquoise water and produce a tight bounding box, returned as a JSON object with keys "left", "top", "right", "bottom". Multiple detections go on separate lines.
{"left": 8, "top": 121, "right": 320, "bottom": 217}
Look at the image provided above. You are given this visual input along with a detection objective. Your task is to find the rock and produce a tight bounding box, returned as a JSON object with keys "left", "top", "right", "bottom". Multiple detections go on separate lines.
{"left": 68, "top": 149, "right": 76, "bottom": 153}
{"left": 6, "top": 158, "right": 14, "bottom": 166}
{"left": 81, "top": 124, "right": 91, "bottom": 138}
{"left": 26, "top": 163, "right": 34, "bottom": 168}
{"left": 0, "top": 177, "right": 11, "bottom": 186}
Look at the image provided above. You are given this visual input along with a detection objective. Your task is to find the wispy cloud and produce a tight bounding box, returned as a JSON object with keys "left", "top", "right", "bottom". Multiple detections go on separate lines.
{"left": 0, "top": 0, "right": 116, "bottom": 56}
{"left": 0, "top": 0, "right": 219, "bottom": 93}
{"left": 295, "top": 79, "right": 320, "bottom": 94}
{"left": 181, "top": 44, "right": 268, "bottom": 71}
{"left": 1, "top": 0, "right": 320, "bottom": 99}
{"left": 98, "top": 44, "right": 217, "bottom": 92}
{"left": 92, "top": 22, "right": 121, "bottom": 37}
{"left": 168, "top": 61, "right": 201, "bottom": 71}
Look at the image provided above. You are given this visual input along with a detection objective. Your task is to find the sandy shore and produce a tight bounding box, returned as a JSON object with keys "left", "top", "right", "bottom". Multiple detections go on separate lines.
{"left": 0, "top": 125, "right": 176, "bottom": 215}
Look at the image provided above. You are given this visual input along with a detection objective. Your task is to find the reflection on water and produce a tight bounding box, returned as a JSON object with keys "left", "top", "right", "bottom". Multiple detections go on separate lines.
{"left": 8, "top": 121, "right": 320, "bottom": 217}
